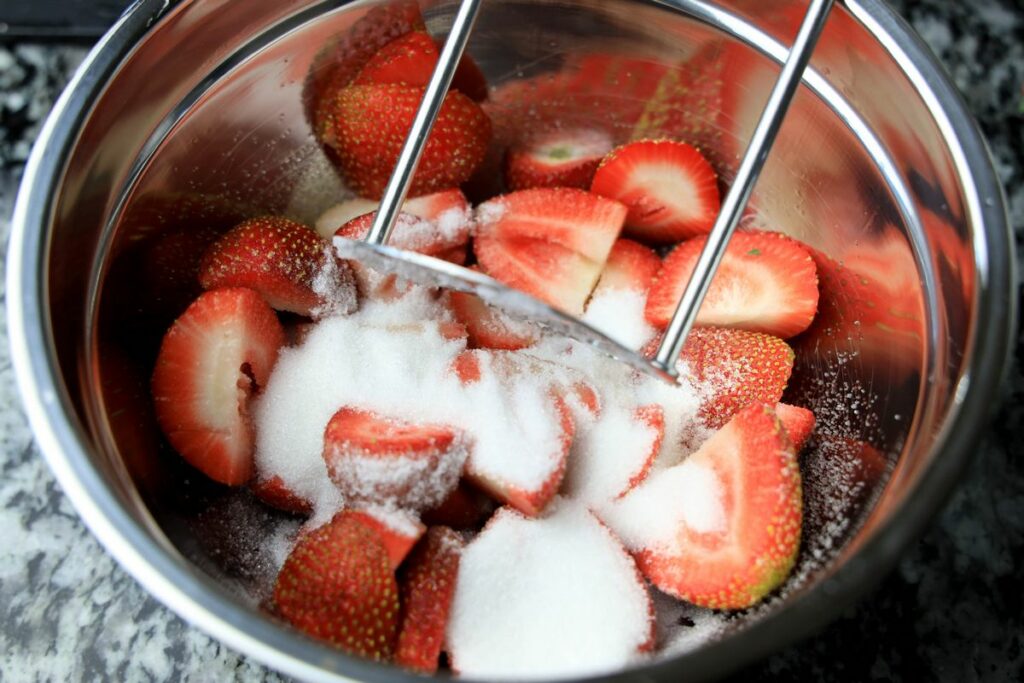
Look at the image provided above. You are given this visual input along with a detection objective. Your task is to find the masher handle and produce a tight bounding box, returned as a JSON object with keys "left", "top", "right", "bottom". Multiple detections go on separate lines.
{"left": 650, "top": 0, "right": 835, "bottom": 378}
{"left": 365, "top": 0, "right": 484, "bottom": 246}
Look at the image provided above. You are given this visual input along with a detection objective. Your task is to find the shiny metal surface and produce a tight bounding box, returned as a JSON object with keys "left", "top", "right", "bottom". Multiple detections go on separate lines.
{"left": 6, "top": 0, "right": 1015, "bottom": 682}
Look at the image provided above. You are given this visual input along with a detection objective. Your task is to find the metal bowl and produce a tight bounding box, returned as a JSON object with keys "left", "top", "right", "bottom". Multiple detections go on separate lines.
{"left": 7, "top": 0, "right": 1015, "bottom": 680}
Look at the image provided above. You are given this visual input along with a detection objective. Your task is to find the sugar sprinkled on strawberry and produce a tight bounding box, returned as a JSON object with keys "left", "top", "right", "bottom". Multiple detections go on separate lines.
{"left": 505, "top": 127, "right": 614, "bottom": 190}
{"left": 776, "top": 403, "right": 815, "bottom": 452}
{"left": 272, "top": 510, "right": 400, "bottom": 659}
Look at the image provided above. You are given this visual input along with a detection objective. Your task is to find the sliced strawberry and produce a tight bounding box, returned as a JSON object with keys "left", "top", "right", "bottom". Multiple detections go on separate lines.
{"left": 334, "top": 209, "right": 470, "bottom": 262}
{"left": 322, "top": 407, "right": 468, "bottom": 511}
{"left": 564, "top": 403, "right": 664, "bottom": 504}
{"left": 251, "top": 475, "right": 313, "bottom": 516}
{"left": 594, "top": 238, "right": 662, "bottom": 294}
{"left": 198, "top": 216, "right": 356, "bottom": 317}
{"left": 309, "top": 1, "right": 425, "bottom": 144}
{"left": 152, "top": 288, "right": 285, "bottom": 486}
{"left": 776, "top": 403, "right": 815, "bottom": 452}
{"left": 422, "top": 483, "right": 494, "bottom": 529}
{"left": 273, "top": 511, "right": 400, "bottom": 659}
{"left": 328, "top": 83, "right": 491, "bottom": 199}
{"left": 505, "top": 127, "right": 614, "bottom": 191}
{"left": 347, "top": 507, "right": 426, "bottom": 570}
{"left": 602, "top": 403, "right": 801, "bottom": 610}
{"left": 395, "top": 527, "right": 464, "bottom": 672}
{"left": 654, "top": 326, "right": 794, "bottom": 429}
{"left": 315, "top": 188, "right": 472, "bottom": 239}
{"left": 447, "top": 504, "right": 654, "bottom": 678}
{"left": 452, "top": 350, "right": 576, "bottom": 516}
{"left": 590, "top": 139, "right": 720, "bottom": 244}
{"left": 645, "top": 230, "right": 820, "bottom": 338}
{"left": 473, "top": 188, "right": 626, "bottom": 314}
{"left": 446, "top": 290, "right": 539, "bottom": 351}
{"left": 353, "top": 31, "right": 488, "bottom": 102}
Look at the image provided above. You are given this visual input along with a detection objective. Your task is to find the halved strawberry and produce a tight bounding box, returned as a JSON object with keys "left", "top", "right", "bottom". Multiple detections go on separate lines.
{"left": 446, "top": 290, "right": 540, "bottom": 351}
{"left": 644, "top": 230, "right": 820, "bottom": 338}
{"left": 602, "top": 403, "right": 801, "bottom": 610}
{"left": 451, "top": 350, "right": 577, "bottom": 516}
{"left": 395, "top": 527, "right": 464, "bottom": 673}
{"left": 347, "top": 507, "right": 426, "bottom": 570}
{"left": 657, "top": 326, "right": 794, "bottom": 429}
{"left": 315, "top": 188, "right": 471, "bottom": 239}
{"left": 328, "top": 83, "right": 491, "bottom": 199}
{"left": 589, "top": 139, "right": 720, "bottom": 244}
{"left": 198, "top": 216, "right": 356, "bottom": 317}
{"left": 353, "top": 31, "right": 488, "bottom": 102}
{"left": 776, "top": 403, "right": 815, "bottom": 452}
{"left": 505, "top": 127, "right": 614, "bottom": 191}
{"left": 447, "top": 504, "right": 654, "bottom": 678}
{"left": 594, "top": 238, "right": 662, "bottom": 294}
{"left": 273, "top": 511, "right": 400, "bottom": 659}
{"left": 322, "top": 407, "right": 468, "bottom": 511}
{"left": 152, "top": 288, "right": 285, "bottom": 486}
{"left": 473, "top": 188, "right": 627, "bottom": 314}
{"left": 334, "top": 210, "right": 470, "bottom": 263}
{"left": 251, "top": 475, "right": 313, "bottom": 516}
{"left": 422, "top": 483, "right": 494, "bottom": 529}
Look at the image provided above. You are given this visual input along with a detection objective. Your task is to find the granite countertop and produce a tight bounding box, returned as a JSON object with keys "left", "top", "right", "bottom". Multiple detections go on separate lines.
{"left": 1, "top": 0, "right": 1022, "bottom": 680}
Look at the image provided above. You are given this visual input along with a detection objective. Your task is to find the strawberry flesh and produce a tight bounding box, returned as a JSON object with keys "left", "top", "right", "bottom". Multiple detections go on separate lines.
{"left": 251, "top": 475, "right": 313, "bottom": 516}
{"left": 776, "top": 402, "right": 815, "bottom": 452}
{"left": 505, "top": 127, "right": 613, "bottom": 191}
{"left": 473, "top": 187, "right": 627, "bottom": 314}
{"left": 151, "top": 288, "right": 285, "bottom": 486}
{"left": 347, "top": 507, "right": 426, "bottom": 570}
{"left": 590, "top": 139, "right": 720, "bottom": 244}
{"left": 273, "top": 511, "right": 400, "bottom": 659}
{"left": 199, "top": 216, "right": 355, "bottom": 317}
{"left": 645, "top": 229, "right": 820, "bottom": 338}
{"left": 395, "top": 527, "right": 464, "bottom": 672}
{"left": 446, "top": 290, "right": 539, "bottom": 351}
{"left": 594, "top": 238, "right": 662, "bottom": 294}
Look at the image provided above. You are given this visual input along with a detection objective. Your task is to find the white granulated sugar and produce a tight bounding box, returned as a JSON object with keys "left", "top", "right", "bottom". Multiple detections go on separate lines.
{"left": 600, "top": 457, "right": 726, "bottom": 554}
{"left": 582, "top": 288, "right": 657, "bottom": 350}
{"left": 316, "top": 204, "right": 470, "bottom": 253}
{"left": 310, "top": 245, "right": 358, "bottom": 318}
{"left": 563, "top": 404, "right": 660, "bottom": 504}
{"left": 475, "top": 199, "right": 507, "bottom": 226}
{"left": 650, "top": 590, "right": 728, "bottom": 656}
{"left": 355, "top": 504, "right": 424, "bottom": 537}
{"left": 434, "top": 205, "right": 475, "bottom": 242}
{"left": 254, "top": 295, "right": 569, "bottom": 520}
{"left": 447, "top": 503, "right": 653, "bottom": 680}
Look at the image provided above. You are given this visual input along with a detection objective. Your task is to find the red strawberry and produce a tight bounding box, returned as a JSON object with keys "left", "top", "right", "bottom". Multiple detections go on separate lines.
{"left": 660, "top": 326, "right": 794, "bottom": 429}
{"left": 590, "top": 139, "right": 720, "bottom": 244}
{"left": 152, "top": 288, "right": 285, "bottom": 486}
{"left": 347, "top": 508, "right": 426, "bottom": 570}
{"left": 604, "top": 403, "right": 801, "bottom": 609}
{"left": 594, "top": 238, "right": 662, "bottom": 294}
{"left": 776, "top": 403, "right": 815, "bottom": 452}
{"left": 473, "top": 188, "right": 627, "bottom": 314}
{"left": 505, "top": 127, "right": 614, "bottom": 190}
{"left": 451, "top": 350, "right": 577, "bottom": 516}
{"left": 644, "top": 230, "right": 820, "bottom": 338}
{"left": 199, "top": 216, "right": 356, "bottom": 316}
{"left": 335, "top": 210, "right": 470, "bottom": 262}
{"left": 251, "top": 475, "right": 313, "bottom": 516}
{"left": 273, "top": 511, "right": 400, "bottom": 659}
{"left": 446, "top": 290, "right": 540, "bottom": 351}
{"left": 315, "top": 188, "right": 471, "bottom": 239}
{"left": 309, "top": 1, "right": 425, "bottom": 144}
{"left": 322, "top": 407, "right": 468, "bottom": 511}
{"left": 329, "top": 84, "right": 491, "bottom": 199}
{"left": 353, "top": 31, "right": 488, "bottom": 102}
{"left": 422, "top": 483, "right": 494, "bottom": 529}
{"left": 395, "top": 527, "right": 464, "bottom": 672}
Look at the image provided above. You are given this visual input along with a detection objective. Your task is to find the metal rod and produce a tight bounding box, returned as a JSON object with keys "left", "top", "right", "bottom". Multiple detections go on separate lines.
{"left": 651, "top": 0, "right": 835, "bottom": 377}
{"left": 365, "top": 0, "right": 484, "bottom": 246}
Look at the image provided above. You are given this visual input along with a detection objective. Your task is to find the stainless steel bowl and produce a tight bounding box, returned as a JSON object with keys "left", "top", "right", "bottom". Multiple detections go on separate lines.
{"left": 7, "top": 0, "right": 1016, "bottom": 681}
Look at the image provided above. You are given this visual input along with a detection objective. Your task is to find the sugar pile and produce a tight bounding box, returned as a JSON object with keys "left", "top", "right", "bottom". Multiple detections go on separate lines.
{"left": 581, "top": 287, "right": 657, "bottom": 350}
{"left": 447, "top": 502, "right": 653, "bottom": 679}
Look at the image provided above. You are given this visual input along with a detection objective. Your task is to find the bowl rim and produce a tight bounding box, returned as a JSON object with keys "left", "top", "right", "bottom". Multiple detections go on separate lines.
{"left": 6, "top": 0, "right": 1016, "bottom": 681}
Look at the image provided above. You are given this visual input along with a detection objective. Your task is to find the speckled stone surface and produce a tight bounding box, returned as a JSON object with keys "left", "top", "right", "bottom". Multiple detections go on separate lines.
{"left": 1, "top": 0, "right": 1021, "bottom": 680}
